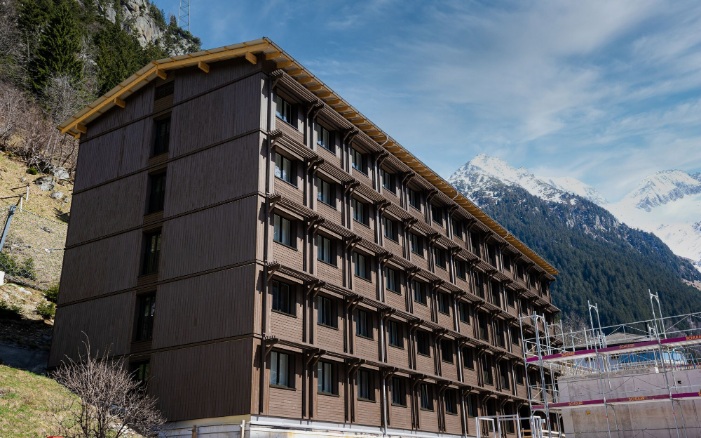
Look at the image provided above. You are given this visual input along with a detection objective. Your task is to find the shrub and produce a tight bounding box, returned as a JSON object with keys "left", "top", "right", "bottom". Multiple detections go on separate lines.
{"left": 26, "top": 166, "right": 39, "bottom": 175}
{"left": 44, "top": 283, "right": 59, "bottom": 303}
{"left": 0, "top": 299, "right": 22, "bottom": 320}
{"left": 0, "top": 253, "right": 38, "bottom": 281}
{"left": 36, "top": 301, "right": 55, "bottom": 320}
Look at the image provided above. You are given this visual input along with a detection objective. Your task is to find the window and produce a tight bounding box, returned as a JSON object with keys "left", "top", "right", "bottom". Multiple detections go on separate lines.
{"left": 388, "top": 320, "right": 403, "bottom": 348}
{"left": 146, "top": 172, "right": 166, "bottom": 214}
{"left": 351, "top": 148, "right": 366, "bottom": 173}
{"left": 434, "top": 247, "right": 447, "bottom": 269}
{"left": 153, "top": 117, "right": 170, "bottom": 156}
{"left": 515, "top": 365, "right": 525, "bottom": 384}
{"left": 408, "top": 187, "right": 421, "bottom": 209}
{"left": 482, "top": 355, "right": 494, "bottom": 385}
{"left": 438, "top": 292, "right": 450, "bottom": 314}
{"left": 270, "top": 351, "right": 294, "bottom": 388}
{"left": 273, "top": 214, "right": 295, "bottom": 247}
{"left": 317, "top": 235, "right": 336, "bottom": 265}
{"left": 356, "top": 309, "right": 372, "bottom": 338}
{"left": 274, "top": 153, "right": 294, "bottom": 184}
{"left": 318, "top": 361, "right": 336, "bottom": 395}
{"left": 272, "top": 280, "right": 294, "bottom": 315}
{"left": 382, "top": 216, "right": 398, "bottom": 241}
{"left": 275, "top": 94, "right": 293, "bottom": 124}
{"left": 500, "top": 361, "right": 510, "bottom": 389}
{"left": 478, "top": 313, "right": 490, "bottom": 341}
{"left": 131, "top": 360, "right": 151, "bottom": 386}
{"left": 380, "top": 168, "right": 395, "bottom": 192}
{"left": 351, "top": 198, "right": 369, "bottom": 225}
{"left": 413, "top": 280, "right": 427, "bottom": 305}
{"left": 507, "top": 290, "right": 515, "bottom": 308}
{"left": 385, "top": 267, "right": 399, "bottom": 293}
{"left": 445, "top": 390, "right": 458, "bottom": 414}
{"left": 441, "top": 339, "right": 453, "bottom": 363}
{"left": 317, "top": 295, "right": 337, "bottom": 328}
{"left": 316, "top": 177, "right": 335, "bottom": 207}
{"left": 420, "top": 383, "right": 434, "bottom": 410}
{"left": 431, "top": 204, "right": 443, "bottom": 226}
{"left": 459, "top": 301, "right": 470, "bottom": 324}
{"left": 463, "top": 347, "right": 474, "bottom": 369}
{"left": 471, "top": 233, "right": 481, "bottom": 258}
{"left": 134, "top": 293, "right": 155, "bottom": 341}
{"left": 316, "top": 124, "right": 334, "bottom": 152}
{"left": 491, "top": 281, "right": 501, "bottom": 307}
{"left": 358, "top": 369, "right": 375, "bottom": 401}
{"left": 353, "top": 252, "right": 371, "bottom": 280}
{"left": 416, "top": 330, "right": 430, "bottom": 356}
{"left": 391, "top": 376, "right": 406, "bottom": 406}
{"left": 456, "top": 260, "right": 467, "bottom": 280}
{"left": 511, "top": 326, "right": 520, "bottom": 345}
{"left": 468, "top": 394, "right": 479, "bottom": 417}
{"left": 410, "top": 233, "right": 424, "bottom": 256}
{"left": 154, "top": 81, "right": 174, "bottom": 100}
{"left": 141, "top": 230, "right": 161, "bottom": 275}
{"left": 452, "top": 219, "right": 463, "bottom": 239}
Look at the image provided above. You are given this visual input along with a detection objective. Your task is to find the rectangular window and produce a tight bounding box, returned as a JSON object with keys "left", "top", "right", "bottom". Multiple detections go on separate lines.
{"left": 408, "top": 187, "right": 421, "bottom": 210}
{"left": 351, "top": 148, "right": 366, "bottom": 173}
{"left": 413, "top": 280, "right": 427, "bottom": 305}
{"left": 441, "top": 339, "right": 453, "bottom": 363}
{"left": 456, "top": 260, "right": 467, "bottom": 280}
{"left": 410, "top": 233, "right": 424, "bottom": 256}
{"left": 153, "top": 117, "right": 170, "bottom": 156}
{"left": 353, "top": 252, "right": 371, "bottom": 280}
{"left": 431, "top": 204, "right": 443, "bottom": 225}
{"left": 482, "top": 355, "right": 494, "bottom": 385}
{"left": 317, "top": 295, "right": 337, "bottom": 328}
{"left": 463, "top": 347, "right": 474, "bottom": 369}
{"left": 385, "top": 267, "right": 399, "bottom": 293}
{"left": 275, "top": 94, "right": 293, "bottom": 124}
{"left": 274, "top": 153, "right": 294, "bottom": 184}
{"left": 500, "top": 361, "right": 510, "bottom": 389}
{"left": 416, "top": 330, "right": 430, "bottom": 356}
{"left": 391, "top": 376, "right": 406, "bottom": 406}
{"left": 468, "top": 394, "right": 479, "bottom": 417}
{"left": 491, "top": 281, "right": 501, "bottom": 307}
{"left": 471, "top": 233, "right": 481, "bottom": 258}
{"left": 511, "top": 326, "right": 520, "bottom": 346}
{"left": 270, "top": 351, "right": 294, "bottom": 388}
{"left": 134, "top": 293, "right": 155, "bottom": 341}
{"left": 351, "top": 198, "right": 369, "bottom": 225}
{"left": 382, "top": 216, "right": 398, "bottom": 241}
{"left": 478, "top": 313, "right": 490, "bottom": 341}
{"left": 459, "top": 301, "right": 470, "bottom": 324}
{"left": 141, "top": 230, "right": 161, "bottom": 275}
{"left": 452, "top": 219, "right": 463, "bottom": 239}
{"left": 316, "top": 177, "right": 335, "bottom": 207}
{"left": 317, "top": 235, "right": 336, "bottom": 265}
{"left": 318, "top": 361, "right": 337, "bottom": 395}
{"left": 507, "top": 290, "right": 515, "bottom": 308}
{"left": 316, "top": 124, "right": 334, "bottom": 152}
{"left": 131, "top": 360, "right": 151, "bottom": 386}
{"left": 420, "top": 383, "right": 434, "bottom": 410}
{"left": 358, "top": 369, "right": 375, "bottom": 401}
{"left": 272, "top": 280, "right": 294, "bottom": 315}
{"left": 434, "top": 247, "right": 447, "bottom": 269}
{"left": 515, "top": 365, "right": 525, "bottom": 385}
{"left": 388, "top": 320, "right": 403, "bottom": 348}
{"left": 273, "top": 214, "right": 295, "bottom": 247}
{"left": 438, "top": 292, "right": 450, "bottom": 314}
{"left": 381, "top": 168, "right": 395, "bottom": 192}
{"left": 146, "top": 171, "right": 166, "bottom": 214}
{"left": 445, "top": 390, "right": 458, "bottom": 415}
{"left": 356, "top": 309, "right": 373, "bottom": 338}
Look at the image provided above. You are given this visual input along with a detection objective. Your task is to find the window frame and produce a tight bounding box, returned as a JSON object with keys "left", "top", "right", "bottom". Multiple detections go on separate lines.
{"left": 316, "top": 177, "right": 336, "bottom": 207}
{"left": 391, "top": 376, "right": 406, "bottom": 406}
{"left": 387, "top": 320, "right": 403, "bottom": 348}
{"left": 463, "top": 347, "right": 475, "bottom": 369}
{"left": 357, "top": 369, "right": 375, "bottom": 401}
{"left": 445, "top": 389, "right": 458, "bottom": 415}
{"left": 353, "top": 251, "right": 371, "bottom": 281}
{"left": 275, "top": 94, "right": 294, "bottom": 125}
{"left": 134, "top": 292, "right": 156, "bottom": 342}
{"left": 356, "top": 309, "right": 373, "bottom": 339}
{"left": 382, "top": 216, "right": 399, "bottom": 241}
{"left": 317, "top": 361, "right": 337, "bottom": 395}
{"left": 410, "top": 233, "right": 424, "bottom": 257}
{"left": 431, "top": 204, "right": 444, "bottom": 226}
{"left": 271, "top": 279, "right": 295, "bottom": 316}
{"left": 317, "top": 234, "right": 336, "bottom": 266}
{"left": 434, "top": 246, "right": 447, "bottom": 270}
{"left": 438, "top": 292, "right": 450, "bottom": 315}
{"left": 441, "top": 338, "right": 454, "bottom": 363}
{"left": 152, "top": 116, "right": 170, "bottom": 156}
{"left": 317, "top": 295, "right": 338, "bottom": 328}
{"left": 351, "top": 148, "right": 367, "bottom": 174}
{"left": 416, "top": 330, "right": 431, "bottom": 356}
{"left": 482, "top": 355, "right": 494, "bottom": 385}
{"left": 413, "top": 280, "right": 427, "bottom": 305}
{"left": 273, "top": 214, "right": 295, "bottom": 248}
{"left": 408, "top": 187, "right": 421, "bottom": 210}
{"left": 456, "top": 259, "right": 467, "bottom": 280}
{"left": 141, "top": 229, "right": 162, "bottom": 275}
{"left": 316, "top": 123, "right": 334, "bottom": 153}
{"left": 274, "top": 152, "right": 295, "bottom": 185}
{"left": 385, "top": 266, "right": 399, "bottom": 294}
{"left": 459, "top": 301, "right": 471, "bottom": 324}
{"left": 146, "top": 171, "right": 166, "bottom": 214}
{"left": 351, "top": 197, "right": 369, "bottom": 226}
{"left": 380, "top": 168, "right": 396, "bottom": 192}
{"left": 420, "top": 383, "right": 434, "bottom": 411}
{"left": 270, "top": 350, "right": 295, "bottom": 389}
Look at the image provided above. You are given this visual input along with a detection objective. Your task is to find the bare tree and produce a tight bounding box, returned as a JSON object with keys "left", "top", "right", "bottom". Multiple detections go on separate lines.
{"left": 52, "top": 338, "right": 165, "bottom": 438}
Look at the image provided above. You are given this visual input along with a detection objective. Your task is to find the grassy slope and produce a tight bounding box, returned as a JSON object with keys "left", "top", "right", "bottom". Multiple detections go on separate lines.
{"left": 0, "top": 364, "right": 77, "bottom": 438}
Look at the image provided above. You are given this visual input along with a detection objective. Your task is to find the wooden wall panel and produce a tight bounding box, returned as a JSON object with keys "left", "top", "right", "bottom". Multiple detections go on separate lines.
{"left": 119, "top": 118, "right": 151, "bottom": 175}
{"left": 49, "top": 292, "right": 133, "bottom": 367}
{"left": 160, "top": 197, "right": 258, "bottom": 279}
{"left": 67, "top": 173, "right": 146, "bottom": 245}
{"left": 170, "top": 75, "right": 263, "bottom": 157}
{"left": 150, "top": 338, "right": 253, "bottom": 421}
{"left": 152, "top": 264, "right": 256, "bottom": 349}
{"left": 173, "top": 59, "right": 260, "bottom": 102}
{"left": 59, "top": 231, "right": 140, "bottom": 304}
{"left": 87, "top": 86, "right": 154, "bottom": 137}
{"left": 164, "top": 134, "right": 261, "bottom": 217}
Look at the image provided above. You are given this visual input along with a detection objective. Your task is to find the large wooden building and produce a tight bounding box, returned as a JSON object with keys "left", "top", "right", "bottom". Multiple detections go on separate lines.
{"left": 53, "top": 38, "right": 559, "bottom": 437}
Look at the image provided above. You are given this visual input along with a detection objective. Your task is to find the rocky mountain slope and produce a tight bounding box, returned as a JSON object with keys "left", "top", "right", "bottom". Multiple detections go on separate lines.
{"left": 449, "top": 155, "right": 701, "bottom": 325}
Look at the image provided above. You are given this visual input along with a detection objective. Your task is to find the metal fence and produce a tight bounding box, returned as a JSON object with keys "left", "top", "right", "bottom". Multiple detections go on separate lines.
{"left": 0, "top": 203, "right": 66, "bottom": 290}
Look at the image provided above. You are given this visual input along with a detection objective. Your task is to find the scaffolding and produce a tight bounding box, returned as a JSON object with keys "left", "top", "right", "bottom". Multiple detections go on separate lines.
{"left": 519, "top": 291, "right": 701, "bottom": 438}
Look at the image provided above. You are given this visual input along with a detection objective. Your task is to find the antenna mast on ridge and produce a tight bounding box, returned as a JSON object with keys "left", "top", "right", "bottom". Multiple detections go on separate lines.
{"left": 178, "top": 0, "right": 190, "bottom": 32}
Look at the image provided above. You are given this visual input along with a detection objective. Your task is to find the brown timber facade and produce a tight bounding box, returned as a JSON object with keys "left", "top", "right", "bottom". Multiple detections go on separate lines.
{"left": 52, "top": 38, "right": 559, "bottom": 438}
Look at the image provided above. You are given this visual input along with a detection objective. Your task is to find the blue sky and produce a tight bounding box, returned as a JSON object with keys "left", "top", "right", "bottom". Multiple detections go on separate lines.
{"left": 153, "top": 0, "right": 701, "bottom": 201}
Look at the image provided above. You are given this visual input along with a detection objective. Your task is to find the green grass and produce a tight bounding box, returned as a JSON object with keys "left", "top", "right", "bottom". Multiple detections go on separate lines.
{"left": 0, "top": 365, "right": 78, "bottom": 438}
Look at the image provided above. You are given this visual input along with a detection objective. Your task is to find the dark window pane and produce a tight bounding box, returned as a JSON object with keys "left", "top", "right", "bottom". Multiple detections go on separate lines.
{"left": 153, "top": 117, "right": 170, "bottom": 156}
{"left": 134, "top": 293, "right": 155, "bottom": 341}
{"left": 141, "top": 230, "right": 161, "bottom": 275}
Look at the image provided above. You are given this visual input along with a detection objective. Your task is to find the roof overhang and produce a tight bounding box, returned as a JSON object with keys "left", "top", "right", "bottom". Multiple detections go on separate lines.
{"left": 57, "top": 37, "right": 559, "bottom": 277}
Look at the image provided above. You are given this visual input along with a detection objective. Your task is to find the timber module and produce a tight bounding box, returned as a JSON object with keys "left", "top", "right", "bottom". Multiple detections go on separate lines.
{"left": 53, "top": 38, "right": 559, "bottom": 437}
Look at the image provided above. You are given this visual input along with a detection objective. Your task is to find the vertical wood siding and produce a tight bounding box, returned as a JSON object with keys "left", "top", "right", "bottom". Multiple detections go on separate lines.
{"left": 173, "top": 59, "right": 261, "bottom": 102}
{"left": 152, "top": 264, "right": 256, "bottom": 349}
{"left": 88, "top": 86, "right": 154, "bottom": 138}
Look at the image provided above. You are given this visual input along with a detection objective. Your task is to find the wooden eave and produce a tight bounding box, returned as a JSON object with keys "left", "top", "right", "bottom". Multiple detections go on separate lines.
{"left": 58, "top": 36, "right": 558, "bottom": 277}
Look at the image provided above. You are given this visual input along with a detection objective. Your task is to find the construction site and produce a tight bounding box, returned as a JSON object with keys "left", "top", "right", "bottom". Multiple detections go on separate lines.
{"left": 477, "top": 292, "right": 701, "bottom": 438}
